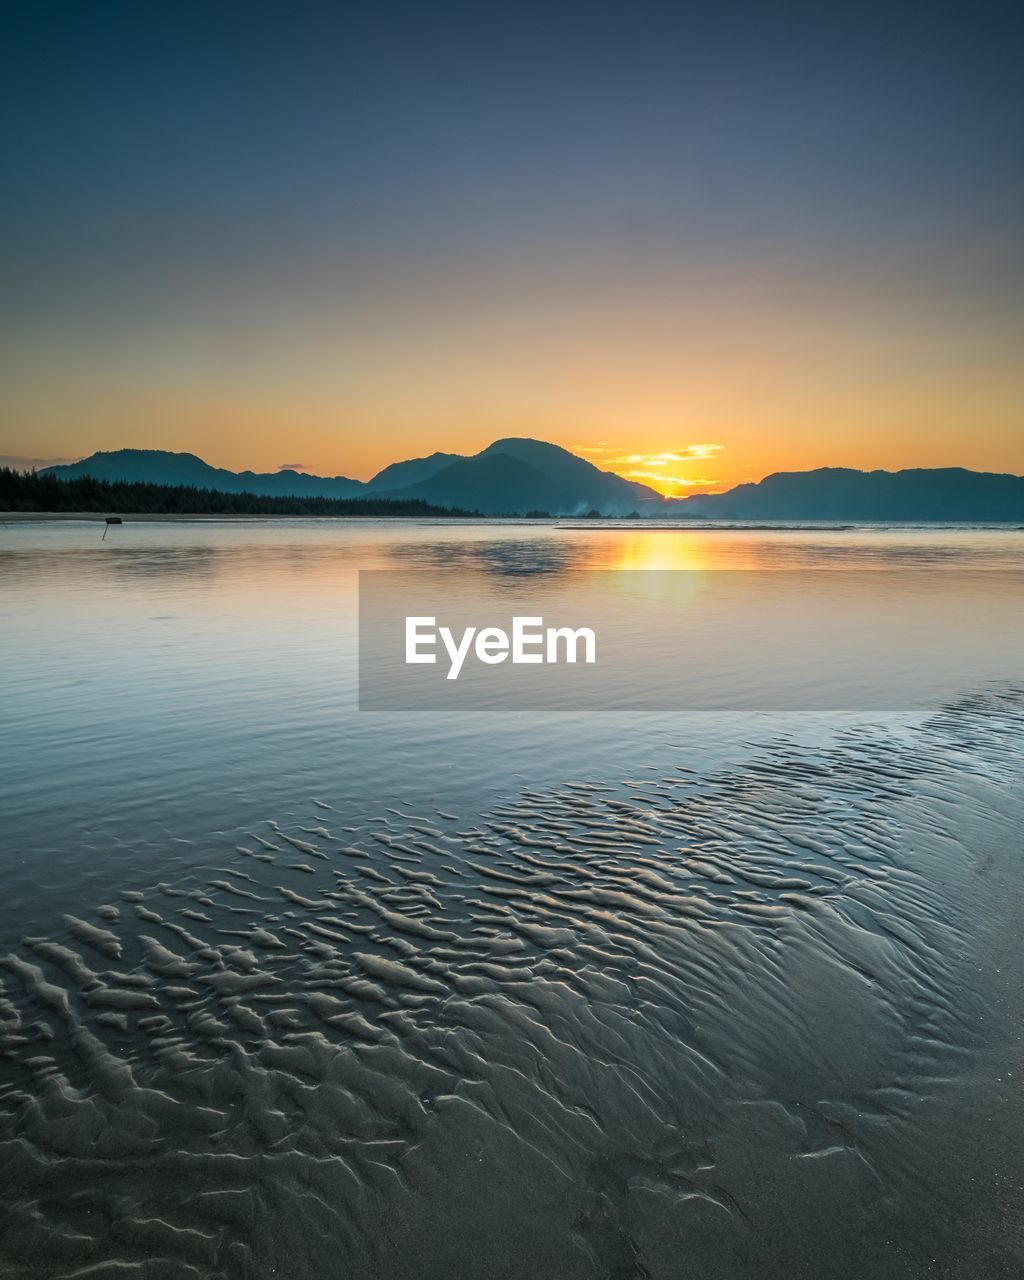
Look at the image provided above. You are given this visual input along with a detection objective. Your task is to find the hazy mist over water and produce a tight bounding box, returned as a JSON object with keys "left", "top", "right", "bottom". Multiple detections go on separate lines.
{"left": 1, "top": 519, "right": 1023, "bottom": 1278}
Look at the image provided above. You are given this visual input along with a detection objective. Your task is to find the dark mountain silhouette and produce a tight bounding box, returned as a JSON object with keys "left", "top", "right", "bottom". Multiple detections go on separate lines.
{"left": 43, "top": 449, "right": 364, "bottom": 499}
{"left": 673, "top": 466, "right": 1024, "bottom": 521}
{"left": 374, "top": 452, "right": 568, "bottom": 515}
{"left": 37, "top": 447, "right": 1024, "bottom": 520}
{"left": 43, "top": 439, "right": 661, "bottom": 516}
{"left": 481, "top": 438, "right": 661, "bottom": 506}
{"left": 375, "top": 438, "right": 661, "bottom": 515}
{"left": 366, "top": 451, "right": 463, "bottom": 492}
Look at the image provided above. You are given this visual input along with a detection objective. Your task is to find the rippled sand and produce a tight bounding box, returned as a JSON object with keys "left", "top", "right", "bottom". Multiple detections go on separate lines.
{"left": 2, "top": 689, "right": 1023, "bottom": 1278}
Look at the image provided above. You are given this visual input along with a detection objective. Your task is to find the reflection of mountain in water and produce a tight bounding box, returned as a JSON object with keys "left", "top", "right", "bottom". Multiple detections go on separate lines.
{"left": 385, "top": 536, "right": 578, "bottom": 577}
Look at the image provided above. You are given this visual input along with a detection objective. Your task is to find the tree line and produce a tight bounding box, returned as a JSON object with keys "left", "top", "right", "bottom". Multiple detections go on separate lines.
{"left": 0, "top": 467, "right": 480, "bottom": 518}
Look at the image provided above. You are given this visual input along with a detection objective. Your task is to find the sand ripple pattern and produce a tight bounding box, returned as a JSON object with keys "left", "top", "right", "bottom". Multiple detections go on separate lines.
{"left": 2, "top": 689, "right": 1023, "bottom": 1279}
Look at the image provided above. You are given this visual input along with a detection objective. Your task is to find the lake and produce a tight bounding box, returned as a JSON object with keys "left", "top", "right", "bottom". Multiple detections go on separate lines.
{"left": 1, "top": 519, "right": 1022, "bottom": 1279}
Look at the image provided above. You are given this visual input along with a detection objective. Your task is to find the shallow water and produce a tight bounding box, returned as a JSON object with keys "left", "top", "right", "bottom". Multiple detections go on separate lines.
{"left": 1, "top": 520, "right": 1022, "bottom": 1278}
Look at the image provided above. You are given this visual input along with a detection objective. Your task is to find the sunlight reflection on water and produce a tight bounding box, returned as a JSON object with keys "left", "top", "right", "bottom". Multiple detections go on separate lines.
{"left": 1, "top": 518, "right": 1020, "bottom": 928}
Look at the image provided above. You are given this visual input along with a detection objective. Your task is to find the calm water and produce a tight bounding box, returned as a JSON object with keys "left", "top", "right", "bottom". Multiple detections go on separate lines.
{"left": 1, "top": 519, "right": 1022, "bottom": 1278}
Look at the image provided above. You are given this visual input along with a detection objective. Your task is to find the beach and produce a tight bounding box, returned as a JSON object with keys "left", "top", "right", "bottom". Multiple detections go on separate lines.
{"left": 1, "top": 519, "right": 1022, "bottom": 1278}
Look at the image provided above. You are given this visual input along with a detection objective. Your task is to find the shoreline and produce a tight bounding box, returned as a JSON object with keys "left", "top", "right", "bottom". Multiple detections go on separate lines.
{"left": 0, "top": 510, "right": 500, "bottom": 524}
{"left": 3, "top": 510, "right": 1023, "bottom": 532}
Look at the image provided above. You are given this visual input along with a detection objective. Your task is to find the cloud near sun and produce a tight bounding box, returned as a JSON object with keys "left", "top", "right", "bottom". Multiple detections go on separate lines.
{"left": 574, "top": 444, "right": 726, "bottom": 495}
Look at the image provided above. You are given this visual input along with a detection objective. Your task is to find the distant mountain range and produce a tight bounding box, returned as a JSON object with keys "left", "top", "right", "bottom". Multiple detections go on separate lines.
{"left": 41, "top": 443, "right": 1024, "bottom": 520}
{"left": 43, "top": 439, "right": 662, "bottom": 516}
{"left": 41, "top": 448, "right": 368, "bottom": 500}
{"left": 672, "top": 466, "right": 1024, "bottom": 522}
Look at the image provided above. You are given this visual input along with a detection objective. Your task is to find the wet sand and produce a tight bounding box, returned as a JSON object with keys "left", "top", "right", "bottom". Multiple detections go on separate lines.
{"left": 2, "top": 688, "right": 1022, "bottom": 1278}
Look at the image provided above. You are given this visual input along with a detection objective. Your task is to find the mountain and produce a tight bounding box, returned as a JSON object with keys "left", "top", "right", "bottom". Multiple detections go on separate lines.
{"left": 672, "top": 467, "right": 1024, "bottom": 522}
{"left": 375, "top": 438, "right": 662, "bottom": 515}
{"left": 481, "top": 438, "right": 661, "bottom": 507}
{"left": 43, "top": 439, "right": 662, "bottom": 516}
{"left": 375, "top": 452, "right": 568, "bottom": 515}
{"left": 365, "top": 451, "right": 464, "bottom": 492}
{"left": 42, "top": 449, "right": 365, "bottom": 499}
{"left": 39, "top": 448, "right": 1024, "bottom": 520}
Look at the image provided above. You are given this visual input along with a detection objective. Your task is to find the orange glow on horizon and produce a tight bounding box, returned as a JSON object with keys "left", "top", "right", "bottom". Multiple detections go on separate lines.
{"left": 17, "top": 425, "right": 1023, "bottom": 498}
{"left": 4, "top": 281, "right": 1022, "bottom": 489}
{"left": 3, "top": 161, "right": 1022, "bottom": 489}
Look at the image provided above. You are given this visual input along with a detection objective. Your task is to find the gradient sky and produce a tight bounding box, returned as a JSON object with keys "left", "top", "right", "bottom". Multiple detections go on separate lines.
{"left": 1, "top": 0, "right": 1022, "bottom": 493}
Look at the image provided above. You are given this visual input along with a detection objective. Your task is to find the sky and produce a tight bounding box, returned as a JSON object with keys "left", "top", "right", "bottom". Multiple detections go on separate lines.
{"left": 1, "top": 0, "right": 1022, "bottom": 494}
